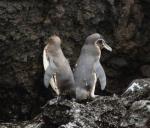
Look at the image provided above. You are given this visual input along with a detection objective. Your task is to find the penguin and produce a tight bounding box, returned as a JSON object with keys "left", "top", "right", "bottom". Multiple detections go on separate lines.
{"left": 43, "top": 35, "right": 75, "bottom": 98}
{"left": 74, "top": 33, "right": 112, "bottom": 100}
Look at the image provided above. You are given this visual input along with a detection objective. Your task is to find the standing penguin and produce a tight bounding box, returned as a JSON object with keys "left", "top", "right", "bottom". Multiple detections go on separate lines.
{"left": 43, "top": 35, "right": 75, "bottom": 98}
{"left": 74, "top": 33, "right": 112, "bottom": 100}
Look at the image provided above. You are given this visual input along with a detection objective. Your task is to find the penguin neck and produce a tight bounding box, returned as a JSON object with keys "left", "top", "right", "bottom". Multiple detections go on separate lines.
{"left": 82, "top": 44, "right": 101, "bottom": 57}
{"left": 47, "top": 44, "right": 62, "bottom": 56}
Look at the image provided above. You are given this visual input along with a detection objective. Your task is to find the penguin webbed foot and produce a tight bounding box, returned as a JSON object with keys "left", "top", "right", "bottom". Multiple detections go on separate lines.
{"left": 90, "top": 94, "right": 99, "bottom": 100}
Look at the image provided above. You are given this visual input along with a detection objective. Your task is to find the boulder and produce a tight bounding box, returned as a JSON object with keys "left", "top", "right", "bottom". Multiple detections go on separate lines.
{"left": 122, "top": 79, "right": 150, "bottom": 106}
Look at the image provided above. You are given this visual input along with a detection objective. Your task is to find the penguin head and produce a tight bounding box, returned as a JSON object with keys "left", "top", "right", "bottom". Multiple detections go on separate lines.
{"left": 47, "top": 35, "right": 61, "bottom": 47}
{"left": 85, "top": 33, "right": 101, "bottom": 45}
{"left": 86, "top": 33, "right": 112, "bottom": 52}
{"left": 95, "top": 39, "right": 112, "bottom": 52}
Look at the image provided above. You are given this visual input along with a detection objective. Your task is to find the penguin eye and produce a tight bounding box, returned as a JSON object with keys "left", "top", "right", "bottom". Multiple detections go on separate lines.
{"left": 96, "top": 39, "right": 103, "bottom": 44}
{"left": 96, "top": 39, "right": 104, "bottom": 48}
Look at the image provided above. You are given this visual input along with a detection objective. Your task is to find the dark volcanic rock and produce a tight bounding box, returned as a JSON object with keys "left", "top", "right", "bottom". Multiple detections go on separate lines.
{"left": 43, "top": 96, "right": 126, "bottom": 128}
{"left": 0, "top": 96, "right": 126, "bottom": 128}
{"left": 120, "top": 78, "right": 150, "bottom": 128}
{"left": 120, "top": 100, "right": 150, "bottom": 128}
{"left": 0, "top": 78, "right": 149, "bottom": 128}
{"left": 122, "top": 78, "right": 150, "bottom": 107}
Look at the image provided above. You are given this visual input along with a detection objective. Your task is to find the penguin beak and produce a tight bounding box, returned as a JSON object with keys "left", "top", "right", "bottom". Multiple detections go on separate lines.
{"left": 102, "top": 40, "right": 112, "bottom": 52}
{"left": 97, "top": 39, "right": 112, "bottom": 52}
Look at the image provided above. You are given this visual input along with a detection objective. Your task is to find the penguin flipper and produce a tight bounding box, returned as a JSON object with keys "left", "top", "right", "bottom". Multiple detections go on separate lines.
{"left": 49, "top": 75, "right": 60, "bottom": 95}
{"left": 44, "top": 63, "right": 55, "bottom": 88}
{"left": 94, "top": 61, "right": 106, "bottom": 90}
{"left": 43, "top": 56, "right": 57, "bottom": 90}
{"left": 43, "top": 45, "right": 59, "bottom": 94}
{"left": 43, "top": 45, "right": 49, "bottom": 71}
{"left": 43, "top": 45, "right": 53, "bottom": 88}
{"left": 44, "top": 61, "right": 60, "bottom": 95}
{"left": 43, "top": 45, "right": 60, "bottom": 95}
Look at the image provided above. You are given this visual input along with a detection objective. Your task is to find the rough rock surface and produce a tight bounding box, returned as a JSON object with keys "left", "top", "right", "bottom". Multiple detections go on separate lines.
{"left": 0, "top": 96, "right": 127, "bottom": 128}
{"left": 121, "top": 100, "right": 150, "bottom": 128}
{"left": 0, "top": 0, "right": 150, "bottom": 122}
{"left": 120, "top": 79, "right": 150, "bottom": 128}
{"left": 43, "top": 96, "right": 126, "bottom": 128}
{"left": 122, "top": 78, "right": 150, "bottom": 107}
{"left": 0, "top": 78, "right": 149, "bottom": 128}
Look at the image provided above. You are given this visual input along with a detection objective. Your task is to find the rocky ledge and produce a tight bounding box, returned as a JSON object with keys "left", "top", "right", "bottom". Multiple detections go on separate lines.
{"left": 0, "top": 78, "right": 149, "bottom": 128}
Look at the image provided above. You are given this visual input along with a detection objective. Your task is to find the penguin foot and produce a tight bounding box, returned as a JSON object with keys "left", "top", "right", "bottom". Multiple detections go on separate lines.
{"left": 90, "top": 94, "right": 99, "bottom": 99}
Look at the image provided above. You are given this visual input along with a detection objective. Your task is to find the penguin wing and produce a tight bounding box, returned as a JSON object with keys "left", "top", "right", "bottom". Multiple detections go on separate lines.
{"left": 48, "top": 74, "right": 60, "bottom": 95}
{"left": 44, "top": 62, "right": 60, "bottom": 95}
{"left": 43, "top": 45, "right": 49, "bottom": 71}
{"left": 43, "top": 46, "right": 60, "bottom": 95}
{"left": 44, "top": 58, "right": 56, "bottom": 86}
{"left": 94, "top": 61, "right": 106, "bottom": 90}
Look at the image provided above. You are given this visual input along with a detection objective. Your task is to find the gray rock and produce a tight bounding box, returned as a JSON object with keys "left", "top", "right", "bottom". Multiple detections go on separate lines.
{"left": 120, "top": 100, "right": 150, "bottom": 128}
{"left": 43, "top": 96, "right": 126, "bottom": 128}
{"left": 122, "top": 79, "right": 150, "bottom": 107}
{"left": 0, "top": 78, "right": 150, "bottom": 128}
{"left": 122, "top": 78, "right": 150, "bottom": 97}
